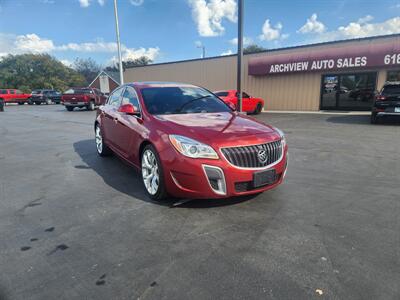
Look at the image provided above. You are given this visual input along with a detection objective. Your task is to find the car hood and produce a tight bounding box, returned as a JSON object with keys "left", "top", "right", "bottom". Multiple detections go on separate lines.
{"left": 152, "top": 112, "right": 280, "bottom": 147}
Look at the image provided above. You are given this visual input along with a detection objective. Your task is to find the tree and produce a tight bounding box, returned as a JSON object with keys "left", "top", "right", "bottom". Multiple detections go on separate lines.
{"left": 73, "top": 57, "right": 101, "bottom": 85}
{"left": 105, "top": 56, "right": 152, "bottom": 72}
{"left": 0, "top": 54, "right": 86, "bottom": 92}
{"left": 243, "top": 44, "right": 267, "bottom": 54}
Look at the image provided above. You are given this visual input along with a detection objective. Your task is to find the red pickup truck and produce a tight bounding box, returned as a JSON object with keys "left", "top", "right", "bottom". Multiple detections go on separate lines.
{"left": 61, "top": 87, "right": 107, "bottom": 111}
{"left": 0, "top": 89, "right": 32, "bottom": 105}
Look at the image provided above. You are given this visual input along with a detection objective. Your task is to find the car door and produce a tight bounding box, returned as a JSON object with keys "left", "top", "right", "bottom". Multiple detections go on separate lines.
{"left": 241, "top": 92, "right": 253, "bottom": 112}
{"left": 101, "top": 87, "right": 124, "bottom": 149}
{"left": 114, "top": 87, "right": 143, "bottom": 164}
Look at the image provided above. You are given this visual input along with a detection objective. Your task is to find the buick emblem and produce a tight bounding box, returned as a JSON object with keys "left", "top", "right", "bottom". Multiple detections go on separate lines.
{"left": 257, "top": 149, "right": 268, "bottom": 163}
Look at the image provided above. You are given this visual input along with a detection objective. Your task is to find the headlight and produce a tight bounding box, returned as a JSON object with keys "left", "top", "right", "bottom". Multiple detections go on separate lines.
{"left": 169, "top": 135, "right": 219, "bottom": 159}
{"left": 274, "top": 127, "right": 286, "bottom": 148}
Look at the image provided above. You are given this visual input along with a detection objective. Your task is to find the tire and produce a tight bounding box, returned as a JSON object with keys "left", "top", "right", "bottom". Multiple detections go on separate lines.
{"left": 254, "top": 103, "right": 262, "bottom": 114}
{"left": 95, "top": 124, "right": 112, "bottom": 157}
{"left": 87, "top": 101, "right": 95, "bottom": 111}
{"left": 371, "top": 112, "right": 378, "bottom": 124}
{"left": 18, "top": 102, "right": 24, "bottom": 105}
{"left": 141, "top": 144, "right": 167, "bottom": 201}
{"left": 35, "top": 102, "right": 41, "bottom": 105}
{"left": 28, "top": 99, "right": 33, "bottom": 105}
{"left": 66, "top": 106, "right": 74, "bottom": 111}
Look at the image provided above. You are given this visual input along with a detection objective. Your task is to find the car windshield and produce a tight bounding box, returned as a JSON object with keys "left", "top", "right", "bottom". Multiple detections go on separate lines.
{"left": 382, "top": 85, "right": 400, "bottom": 95}
{"left": 64, "top": 88, "right": 91, "bottom": 94}
{"left": 31, "top": 90, "right": 42, "bottom": 94}
{"left": 141, "top": 87, "right": 231, "bottom": 115}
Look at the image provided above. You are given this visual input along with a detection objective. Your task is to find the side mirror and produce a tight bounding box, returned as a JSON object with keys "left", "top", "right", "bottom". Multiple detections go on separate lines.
{"left": 118, "top": 103, "right": 139, "bottom": 115}
{"left": 228, "top": 102, "right": 236, "bottom": 111}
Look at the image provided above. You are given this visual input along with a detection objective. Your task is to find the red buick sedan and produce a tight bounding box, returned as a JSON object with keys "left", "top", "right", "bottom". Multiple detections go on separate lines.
{"left": 95, "top": 82, "right": 288, "bottom": 200}
{"left": 214, "top": 90, "right": 265, "bottom": 114}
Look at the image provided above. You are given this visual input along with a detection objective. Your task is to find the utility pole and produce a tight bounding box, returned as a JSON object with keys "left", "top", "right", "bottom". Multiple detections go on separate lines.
{"left": 237, "top": 0, "right": 244, "bottom": 112}
{"left": 113, "top": 0, "right": 124, "bottom": 85}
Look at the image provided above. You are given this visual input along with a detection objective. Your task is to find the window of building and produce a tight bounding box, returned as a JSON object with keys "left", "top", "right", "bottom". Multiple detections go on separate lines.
{"left": 387, "top": 70, "right": 400, "bottom": 81}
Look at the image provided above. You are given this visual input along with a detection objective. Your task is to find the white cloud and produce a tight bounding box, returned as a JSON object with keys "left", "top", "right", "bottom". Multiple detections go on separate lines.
{"left": 357, "top": 15, "right": 374, "bottom": 24}
{"left": 259, "top": 19, "right": 287, "bottom": 41}
{"left": 79, "top": 0, "right": 90, "bottom": 7}
{"left": 229, "top": 36, "right": 253, "bottom": 46}
{"left": 298, "top": 13, "right": 326, "bottom": 34}
{"left": 98, "top": 0, "right": 105, "bottom": 6}
{"left": 60, "top": 59, "right": 73, "bottom": 67}
{"left": 221, "top": 49, "right": 233, "bottom": 56}
{"left": 130, "top": 0, "right": 144, "bottom": 5}
{"left": 14, "top": 34, "right": 55, "bottom": 53}
{"left": 0, "top": 33, "right": 160, "bottom": 64}
{"left": 188, "top": 0, "right": 237, "bottom": 37}
{"left": 313, "top": 16, "right": 400, "bottom": 42}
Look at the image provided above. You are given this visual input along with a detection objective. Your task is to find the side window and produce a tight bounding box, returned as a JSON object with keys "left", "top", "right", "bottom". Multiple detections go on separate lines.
{"left": 107, "top": 88, "right": 124, "bottom": 107}
{"left": 121, "top": 87, "right": 140, "bottom": 109}
{"left": 0, "top": 90, "right": 6, "bottom": 94}
{"left": 10, "top": 90, "right": 15, "bottom": 94}
{"left": 242, "top": 92, "right": 250, "bottom": 98}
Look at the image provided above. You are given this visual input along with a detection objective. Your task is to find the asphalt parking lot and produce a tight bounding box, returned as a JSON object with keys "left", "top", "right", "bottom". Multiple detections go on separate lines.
{"left": 0, "top": 105, "right": 399, "bottom": 300}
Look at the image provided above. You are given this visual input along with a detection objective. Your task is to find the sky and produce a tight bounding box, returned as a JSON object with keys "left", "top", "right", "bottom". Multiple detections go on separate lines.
{"left": 1, "top": 0, "right": 400, "bottom": 67}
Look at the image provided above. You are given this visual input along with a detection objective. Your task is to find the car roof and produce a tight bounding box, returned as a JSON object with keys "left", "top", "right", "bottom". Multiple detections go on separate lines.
{"left": 126, "top": 82, "right": 198, "bottom": 89}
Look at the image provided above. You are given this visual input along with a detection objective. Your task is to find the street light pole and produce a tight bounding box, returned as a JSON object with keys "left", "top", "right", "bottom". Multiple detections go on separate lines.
{"left": 113, "top": 0, "right": 124, "bottom": 85}
{"left": 236, "top": 0, "right": 244, "bottom": 112}
{"left": 197, "top": 45, "right": 206, "bottom": 58}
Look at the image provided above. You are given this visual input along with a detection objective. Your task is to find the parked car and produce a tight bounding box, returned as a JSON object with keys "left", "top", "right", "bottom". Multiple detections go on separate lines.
{"left": 95, "top": 82, "right": 288, "bottom": 201}
{"left": 214, "top": 90, "right": 265, "bottom": 114}
{"left": 61, "top": 87, "right": 106, "bottom": 111}
{"left": 371, "top": 82, "right": 400, "bottom": 124}
{"left": 29, "top": 89, "right": 62, "bottom": 105}
{"left": 0, "top": 89, "right": 31, "bottom": 105}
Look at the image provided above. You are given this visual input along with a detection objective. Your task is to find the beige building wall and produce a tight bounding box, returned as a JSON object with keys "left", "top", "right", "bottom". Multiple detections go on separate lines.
{"left": 124, "top": 35, "right": 398, "bottom": 111}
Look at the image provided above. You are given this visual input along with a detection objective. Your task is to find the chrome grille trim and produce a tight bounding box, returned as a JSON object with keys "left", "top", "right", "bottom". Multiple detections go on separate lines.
{"left": 220, "top": 140, "right": 283, "bottom": 169}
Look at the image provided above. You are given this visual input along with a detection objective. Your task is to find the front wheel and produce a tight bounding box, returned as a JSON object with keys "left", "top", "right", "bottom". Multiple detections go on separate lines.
{"left": 18, "top": 102, "right": 24, "bottom": 105}
{"left": 371, "top": 112, "right": 378, "bottom": 124}
{"left": 66, "top": 106, "right": 74, "bottom": 111}
{"left": 87, "top": 101, "right": 95, "bottom": 111}
{"left": 35, "top": 102, "right": 41, "bottom": 105}
{"left": 95, "top": 124, "right": 112, "bottom": 156}
{"left": 254, "top": 103, "right": 262, "bottom": 114}
{"left": 141, "top": 145, "right": 167, "bottom": 201}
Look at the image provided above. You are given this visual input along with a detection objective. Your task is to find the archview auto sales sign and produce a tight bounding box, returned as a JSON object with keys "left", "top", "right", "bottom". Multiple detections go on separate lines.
{"left": 248, "top": 39, "right": 400, "bottom": 76}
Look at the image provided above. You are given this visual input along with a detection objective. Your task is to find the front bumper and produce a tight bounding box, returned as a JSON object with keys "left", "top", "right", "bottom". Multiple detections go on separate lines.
{"left": 159, "top": 145, "right": 288, "bottom": 199}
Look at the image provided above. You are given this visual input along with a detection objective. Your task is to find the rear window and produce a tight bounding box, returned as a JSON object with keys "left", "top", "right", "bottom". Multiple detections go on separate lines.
{"left": 382, "top": 85, "right": 400, "bottom": 95}
{"left": 215, "top": 92, "right": 229, "bottom": 97}
{"left": 64, "top": 88, "right": 92, "bottom": 95}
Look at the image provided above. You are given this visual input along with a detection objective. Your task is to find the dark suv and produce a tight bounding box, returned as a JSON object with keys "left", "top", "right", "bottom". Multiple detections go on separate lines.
{"left": 29, "top": 89, "right": 62, "bottom": 105}
{"left": 371, "top": 82, "right": 400, "bottom": 124}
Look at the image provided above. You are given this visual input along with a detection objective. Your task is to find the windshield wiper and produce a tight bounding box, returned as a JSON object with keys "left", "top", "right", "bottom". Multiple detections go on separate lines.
{"left": 174, "top": 95, "right": 212, "bottom": 113}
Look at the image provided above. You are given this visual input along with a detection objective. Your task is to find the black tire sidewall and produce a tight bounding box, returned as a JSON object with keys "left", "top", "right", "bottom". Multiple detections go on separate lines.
{"left": 141, "top": 144, "right": 167, "bottom": 201}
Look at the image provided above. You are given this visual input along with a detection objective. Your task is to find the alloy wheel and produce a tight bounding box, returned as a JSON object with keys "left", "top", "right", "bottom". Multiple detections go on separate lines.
{"left": 95, "top": 126, "right": 103, "bottom": 153}
{"left": 141, "top": 149, "right": 159, "bottom": 195}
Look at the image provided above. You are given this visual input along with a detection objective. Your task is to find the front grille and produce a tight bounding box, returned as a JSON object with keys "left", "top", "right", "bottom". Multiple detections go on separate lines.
{"left": 221, "top": 140, "right": 283, "bottom": 168}
{"left": 235, "top": 173, "right": 282, "bottom": 192}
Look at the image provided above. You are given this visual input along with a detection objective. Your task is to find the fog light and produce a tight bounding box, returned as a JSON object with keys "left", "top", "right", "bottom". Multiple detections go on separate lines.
{"left": 202, "top": 165, "right": 226, "bottom": 195}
